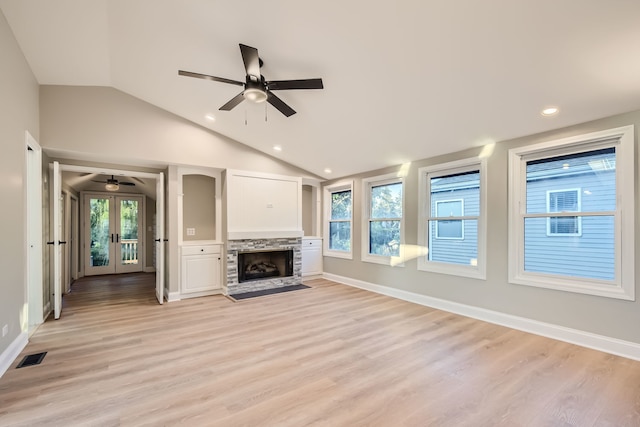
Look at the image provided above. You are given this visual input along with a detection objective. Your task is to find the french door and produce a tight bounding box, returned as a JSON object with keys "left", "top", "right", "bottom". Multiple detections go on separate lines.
{"left": 84, "top": 193, "right": 143, "bottom": 276}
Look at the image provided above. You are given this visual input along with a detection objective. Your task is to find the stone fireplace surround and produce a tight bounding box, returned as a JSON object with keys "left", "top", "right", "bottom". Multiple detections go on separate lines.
{"left": 227, "top": 237, "right": 302, "bottom": 295}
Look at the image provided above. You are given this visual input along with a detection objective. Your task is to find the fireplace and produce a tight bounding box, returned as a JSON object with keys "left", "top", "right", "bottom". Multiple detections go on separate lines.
{"left": 238, "top": 249, "right": 293, "bottom": 283}
{"left": 227, "top": 238, "right": 302, "bottom": 295}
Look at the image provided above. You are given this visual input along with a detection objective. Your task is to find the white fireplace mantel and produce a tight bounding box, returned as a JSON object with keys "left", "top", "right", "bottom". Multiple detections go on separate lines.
{"left": 228, "top": 230, "right": 304, "bottom": 240}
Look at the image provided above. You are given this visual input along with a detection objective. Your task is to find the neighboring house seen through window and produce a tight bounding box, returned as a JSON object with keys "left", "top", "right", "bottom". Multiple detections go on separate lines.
{"left": 546, "top": 189, "right": 581, "bottom": 236}
{"left": 418, "top": 158, "right": 486, "bottom": 279}
{"left": 435, "top": 199, "right": 464, "bottom": 239}
{"left": 508, "top": 126, "right": 635, "bottom": 300}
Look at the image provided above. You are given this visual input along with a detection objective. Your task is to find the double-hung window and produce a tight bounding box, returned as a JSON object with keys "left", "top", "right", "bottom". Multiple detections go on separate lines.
{"left": 323, "top": 180, "right": 353, "bottom": 259}
{"left": 362, "top": 174, "right": 403, "bottom": 265}
{"left": 418, "top": 158, "right": 486, "bottom": 279}
{"left": 508, "top": 126, "right": 634, "bottom": 300}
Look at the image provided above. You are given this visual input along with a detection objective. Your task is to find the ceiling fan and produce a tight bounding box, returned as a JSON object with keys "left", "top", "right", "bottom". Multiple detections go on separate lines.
{"left": 92, "top": 175, "right": 135, "bottom": 192}
{"left": 178, "top": 44, "right": 324, "bottom": 117}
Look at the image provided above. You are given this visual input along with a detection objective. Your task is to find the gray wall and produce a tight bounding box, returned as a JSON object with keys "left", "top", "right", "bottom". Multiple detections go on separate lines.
{"left": 302, "top": 185, "right": 313, "bottom": 236}
{"left": 182, "top": 174, "right": 216, "bottom": 241}
{"left": 39, "top": 85, "right": 322, "bottom": 180}
{"left": 0, "top": 9, "right": 40, "bottom": 356}
{"left": 323, "top": 109, "right": 640, "bottom": 345}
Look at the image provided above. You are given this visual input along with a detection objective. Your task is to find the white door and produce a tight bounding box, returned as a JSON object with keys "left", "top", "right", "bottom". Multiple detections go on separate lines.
{"left": 84, "top": 194, "right": 144, "bottom": 276}
{"left": 52, "top": 161, "right": 63, "bottom": 319}
{"left": 26, "top": 134, "right": 43, "bottom": 329}
{"left": 155, "top": 172, "right": 165, "bottom": 304}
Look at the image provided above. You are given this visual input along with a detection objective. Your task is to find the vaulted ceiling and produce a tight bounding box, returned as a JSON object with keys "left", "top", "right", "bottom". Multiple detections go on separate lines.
{"left": 2, "top": 0, "right": 640, "bottom": 179}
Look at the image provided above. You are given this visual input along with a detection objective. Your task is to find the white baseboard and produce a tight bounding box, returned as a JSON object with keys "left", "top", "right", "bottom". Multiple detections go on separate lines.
{"left": 323, "top": 273, "right": 640, "bottom": 361}
{"left": 144, "top": 267, "right": 156, "bottom": 273}
{"left": 166, "top": 289, "right": 180, "bottom": 302}
{"left": 43, "top": 301, "right": 51, "bottom": 321}
{"left": 0, "top": 332, "right": 28, "bottom": 378}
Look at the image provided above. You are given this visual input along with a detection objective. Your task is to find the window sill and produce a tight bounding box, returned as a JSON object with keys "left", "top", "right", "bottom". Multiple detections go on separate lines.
{"left": 418, "top": 260, "right": 485, "bottom": 280}
{"left": 323, "top": 250, "right": 352, "bottom": 260}
{"left": 509, "top": 272, "right": 633, "bottom": 301}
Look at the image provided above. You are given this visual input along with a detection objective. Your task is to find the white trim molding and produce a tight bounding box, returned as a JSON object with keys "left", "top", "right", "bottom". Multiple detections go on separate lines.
{"left": 323, "top": 272, "right": 640, "bottom": 361}
{"left": 166, "top": 289, "right": 181, "bottom": 303}
{"left": 0, "top": 332, "right": 28, "bottom": 378}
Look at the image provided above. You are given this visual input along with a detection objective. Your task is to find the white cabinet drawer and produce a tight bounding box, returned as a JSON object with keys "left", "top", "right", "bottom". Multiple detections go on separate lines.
{"left": 302, "top": 238, "right": 322, "bottom": 248}
{"left": 181, "top": 245, "right": 221, "bottom": 256}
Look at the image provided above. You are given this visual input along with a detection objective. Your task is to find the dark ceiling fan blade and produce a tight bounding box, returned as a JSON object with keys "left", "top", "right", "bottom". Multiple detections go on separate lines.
{"left": 266, "top": 78, "right": 324, "bottom": 91}
{"left": 239, "top": 44, "right": 261, "bottom": 79}
{"left": 119, "top": 182, "right": 135, "bottom": 186}
{"left": 267, "top": 92, "right": 296, "bottom": 117}
{"left": 219, "top": 92, "right": 246, "bottom": 111}
{"left": 178, "top": 70, "right": 244, "bottom": 86}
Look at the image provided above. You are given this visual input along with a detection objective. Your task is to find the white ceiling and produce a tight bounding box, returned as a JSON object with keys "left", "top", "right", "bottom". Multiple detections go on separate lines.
{"left": 3, "top": 0, "right": 640, "bottom": 179}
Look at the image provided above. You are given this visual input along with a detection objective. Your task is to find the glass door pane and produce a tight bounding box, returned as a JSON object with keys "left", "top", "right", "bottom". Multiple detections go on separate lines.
{"left": 89, "top": 197, "right": 111, "bottom": 267}
{"left": 119, "top": 199, "right": 139, "bottom": 267}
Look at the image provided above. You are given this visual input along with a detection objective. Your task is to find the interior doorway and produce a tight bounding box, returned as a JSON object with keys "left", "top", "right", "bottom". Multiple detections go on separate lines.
{"left": 51, "top": 163, "right": 165, "bottom": 317}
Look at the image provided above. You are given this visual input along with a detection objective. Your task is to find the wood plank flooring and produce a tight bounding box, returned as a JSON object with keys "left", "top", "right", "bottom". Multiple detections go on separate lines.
{"left": 1, "top": 273, "right": 640, "bottom": 426}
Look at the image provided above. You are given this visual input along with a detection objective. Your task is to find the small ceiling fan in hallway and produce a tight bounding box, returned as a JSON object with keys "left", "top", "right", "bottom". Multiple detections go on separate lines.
{"left": 92, "top": 175, "right": 135, "bottom": 192}
{"left": 179, "top": 43, "right": 324, "bottom": 117}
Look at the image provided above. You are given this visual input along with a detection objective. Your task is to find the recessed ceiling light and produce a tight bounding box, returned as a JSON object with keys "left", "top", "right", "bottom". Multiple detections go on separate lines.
{"left": 273, "top": 145, "right": 282, "bottom": 152}
{"left": 541, "top": 107, "right": 559, "bottom": 116}
{"left": 324, "top": 168, "right": 332, "bottom": 174}
{"left": 205, "top": 114, "right": 216, "bottom": 121}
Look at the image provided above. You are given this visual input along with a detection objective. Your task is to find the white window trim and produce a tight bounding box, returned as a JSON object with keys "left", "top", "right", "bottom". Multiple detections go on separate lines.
{"left": 434, "top": 199, "right": 465, "bottom": 240}
{"left": 361, "top": 173, "right": 404, "bottom": 266}
{"left": 508, "top": 125, "right": 634, "bottom": 300}
{"left": 418, "top": 157, "right": 486, "bottom": 280}
{"left": 545, "top": 188, "right": 582, "bottom": 237}
{"left": 323, "top": 180, "right": 353, "bottom": 259}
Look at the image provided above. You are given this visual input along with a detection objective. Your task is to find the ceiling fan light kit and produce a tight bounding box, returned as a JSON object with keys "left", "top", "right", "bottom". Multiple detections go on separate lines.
{"left": 243, "top": 87, "right": 268, "bottom": 103}
{"left": 105, "top": 182, "right": 119, "bottom": 191}
{"left": 179, "top": 43, "right": 323, "bottom": 117}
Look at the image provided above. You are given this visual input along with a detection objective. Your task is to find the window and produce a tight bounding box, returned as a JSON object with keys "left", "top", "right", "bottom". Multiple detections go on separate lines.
{"left": 362, "top": 174, "right": 403, "bottom": 265}
{"left": 546, "top": 189, "right": 581, "bottom": 236}
{"left": 508, "top": 126, "right": 634, "bottom": 300}
{"left": 323, "top": 180, "right": 353, "bottom": 259}
{"left": 435, "top": 199, "right": 464, "bottom": 239}
{"left": 418, "top": 158, "right": 486, "bottom": 279}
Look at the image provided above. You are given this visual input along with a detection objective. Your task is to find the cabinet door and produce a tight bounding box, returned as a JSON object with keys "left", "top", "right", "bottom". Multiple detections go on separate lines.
{"left": 182, "top": 254, "right": 221, "bottom": 293}
{"left": 302, "top": 239, "right": 323, "bottom": 276}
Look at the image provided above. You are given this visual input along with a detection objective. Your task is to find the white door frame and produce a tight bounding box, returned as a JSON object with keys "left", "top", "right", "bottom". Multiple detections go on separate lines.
{"left": 56, "top": 164, "right": 165, "bottom": 304}
{"left": 70, "top": 194, "right": 79, "bottom": 282}
{"left": 155, "top": 172, "right": 165, "bottom": 304}
{"left": 25, "top": 132, "right": 43, "bottom": 331}
{"left": 52, "top": 161, "right": 62, "bottom": 319}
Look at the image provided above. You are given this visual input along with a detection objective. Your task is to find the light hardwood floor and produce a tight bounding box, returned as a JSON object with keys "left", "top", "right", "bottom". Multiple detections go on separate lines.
{"left": 1, "top": 273, "right": 640, "bottom": 426}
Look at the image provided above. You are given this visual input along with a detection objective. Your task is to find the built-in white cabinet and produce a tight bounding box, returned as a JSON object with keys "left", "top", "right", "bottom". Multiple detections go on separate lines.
{"left": 301, "top": 237, "right": 323, "bottom": 277}
{"left": 180, "top": 244, "right": 222, "bottom": 297}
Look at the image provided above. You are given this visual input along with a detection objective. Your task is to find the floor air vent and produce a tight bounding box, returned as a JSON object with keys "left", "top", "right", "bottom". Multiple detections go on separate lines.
{"left": 16, "top": 352, "right": 47, "bottom": 368}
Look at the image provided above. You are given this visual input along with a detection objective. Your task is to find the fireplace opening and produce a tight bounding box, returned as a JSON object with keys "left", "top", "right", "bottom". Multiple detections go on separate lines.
{"left": 238, "top": 249, "right": 294, "bottom": 283}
